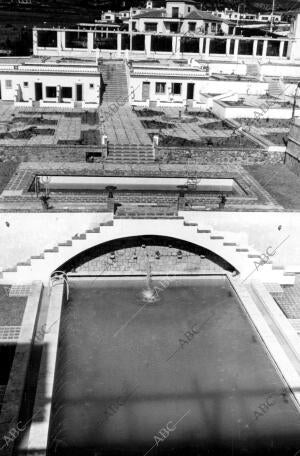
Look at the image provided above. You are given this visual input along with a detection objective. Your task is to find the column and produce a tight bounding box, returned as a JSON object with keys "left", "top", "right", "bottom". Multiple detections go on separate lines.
{"left": 262, "top": 40, "right": 268, "bottom": 59}
{"left": 234, "top": 39, "right": 239, "bottom": 60}
{"left": 87, "top": 31, "right": 94, "bottom": 53}
{"left": 172, "top": 36, "right": 180, "bottom": 57}
{"left": 253, "top": 39, "right": 258, "bottom": 57}
{"left": 32, "top": 29, "right": 38, "bottom": 55}
{"left": 279, "top": 40, "right": 284, "bottom": 58}
{"left": 226, "top": 38, "right": 231, "bottom": 56}
{"left": 199, "top": 37, "right": 204, "bottom": 55}
{"left": 117, "top": 33, "right": 122, "bottom": 57}
{"left": 145, "top": 34, "right": 151, "bottom": 56}
{"left": 205, "top": 37, "right": 210, "bottom": 58}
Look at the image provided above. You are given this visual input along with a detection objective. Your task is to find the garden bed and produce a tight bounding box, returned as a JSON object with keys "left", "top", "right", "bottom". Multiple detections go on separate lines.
{"left": 141, "top": 120, "right": 175, "bottom": 129}
{"left": 13, "top": 117, "right": 58, "bottom": 126}
{"left": 263, "top": 133, "right": 288, "bottom": 146}
{"left": 0, "top": 127, "right": 55, "bottom": 140}
{"left": 135, "top": 109, "right": 165, "bottom": 117}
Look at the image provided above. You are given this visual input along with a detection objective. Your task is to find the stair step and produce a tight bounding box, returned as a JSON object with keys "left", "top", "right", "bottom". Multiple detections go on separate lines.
{"left": 210, "top": 235, "right": 224, "bottom": 240}
{"left": 197, "top": 229, "right": 211, "bottom": 233}
{"left": 223, "top": 242, "right": 237, "bottom": 246}
{"left": 236, "top": 248, "right": 249, "bottom": 252}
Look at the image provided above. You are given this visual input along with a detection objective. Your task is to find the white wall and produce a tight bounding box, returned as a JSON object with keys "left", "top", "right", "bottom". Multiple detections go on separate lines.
{"left": 183, "top": 211, "right": 300, "bottom": 269}
{"left": 0, "top": 213, "right": 112, "bottom": 270}
{"left": 129, "top": 76, "right": 268, "bottom": 104}
{"left": 1, "top": 212, "right": 300, "bottom": 272}
{"left": 0, "top": 72, "right": 99, "bottom": 103}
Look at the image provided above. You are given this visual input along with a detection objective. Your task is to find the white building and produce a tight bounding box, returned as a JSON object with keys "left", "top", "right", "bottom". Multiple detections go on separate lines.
{"left": 130, "top": 0, "right": 233, "bottom": 35}
{"left": 0, "top": 58, "right": 101, "bottom": 107}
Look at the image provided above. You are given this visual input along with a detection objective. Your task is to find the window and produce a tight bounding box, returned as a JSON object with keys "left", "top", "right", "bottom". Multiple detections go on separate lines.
{"left": 61, "top": 87, "right": 72, "bottom": 98}
{"left": 171, "top": 83, "right": 181, "bottom": 95}
{"left": 23, "top": 81, "right": 28, "bottom": 87}
{"left": 189, "top": 22, "right": 196, "bottom": 31}
{"left": 211, "top": 23, "right": 216, "bottom": 32}
{"left": 156, "top": 82, "right": 166, "bottom": 94}
{"left": 46, "top": 86, "right": 57, "bottom": 98}
{"left": 5, "top": 80, "right": 12, "bottom": 89}
{"left": 145, "top": 22, "right": 157, "bottom": 32}
{"left": 170, "top": 22, "right": 179, "bottom": 33}
{"left": 172, "top": 7, "right": 179, "bottom": 18}
{"left": 89, "top": 83, "right": 94, "bottom": 89}
{"left": 187, "top": 6, "right": 191, "bottom": 12}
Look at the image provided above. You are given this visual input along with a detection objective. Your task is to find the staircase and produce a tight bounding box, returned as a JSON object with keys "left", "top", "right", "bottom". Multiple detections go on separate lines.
{"left": 0, "top": 218, "right": 296, "bottom": 286}
{"left": 107, "top": 144, "right": 154, "bottom": 163}
{"left": 100, "top": 62, "right": 129, "bottom": 104}
{"left": 266, "top": 77, "right": 284, "bottom": 98}
{"left": 246, "top": 63, "right": 261, "bottom": 79}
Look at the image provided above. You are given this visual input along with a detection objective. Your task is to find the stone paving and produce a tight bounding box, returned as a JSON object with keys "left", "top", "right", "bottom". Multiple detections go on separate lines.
{"left": 100, "top": 105, "right": 152, "bottom": 145}
{"left": 74, "top": 244, "right": 229, "bottom": 274}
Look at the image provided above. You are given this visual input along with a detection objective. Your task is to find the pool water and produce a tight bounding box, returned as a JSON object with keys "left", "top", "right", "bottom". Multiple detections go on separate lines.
{"left": 48, "top": 276, "right": 300, "bottom": 456}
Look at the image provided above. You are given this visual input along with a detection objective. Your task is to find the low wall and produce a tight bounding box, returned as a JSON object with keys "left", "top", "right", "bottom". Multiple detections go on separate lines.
{"left": 156, "top": 147, "right": 285, "bottom": 165}
{"left": 0, "top": 146, "right": 103, "bottom": 163}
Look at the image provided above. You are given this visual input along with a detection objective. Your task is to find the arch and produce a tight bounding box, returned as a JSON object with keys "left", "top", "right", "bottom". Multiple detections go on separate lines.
{"left": 58, "top": 235, "right": 236, "bottom": 275}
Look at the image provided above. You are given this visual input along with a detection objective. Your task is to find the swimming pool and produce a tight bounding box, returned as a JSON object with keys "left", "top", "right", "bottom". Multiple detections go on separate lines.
{"left": 35, "top": 176, "right": 244, "bottom": 194}
{"left": 48, "top": 276, "right": 300, "bottom": 456}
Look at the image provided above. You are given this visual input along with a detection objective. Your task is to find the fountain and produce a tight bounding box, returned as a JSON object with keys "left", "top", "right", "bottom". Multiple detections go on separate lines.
{"left": 141, "top": 251, "right": 160, "bottom": 304}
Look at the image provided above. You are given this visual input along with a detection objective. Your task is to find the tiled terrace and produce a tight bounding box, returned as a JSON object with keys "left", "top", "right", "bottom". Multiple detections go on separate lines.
{"left": 271, "top": 275, "right": 300, "bottom": 320}
{"left": 0, "top": 103, "right": 99, "bottom": 146}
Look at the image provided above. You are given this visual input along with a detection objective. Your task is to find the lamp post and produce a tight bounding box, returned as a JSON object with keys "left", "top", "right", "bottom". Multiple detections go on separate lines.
{"left": 105, "top": 185, "right": 117, "bottom": 212}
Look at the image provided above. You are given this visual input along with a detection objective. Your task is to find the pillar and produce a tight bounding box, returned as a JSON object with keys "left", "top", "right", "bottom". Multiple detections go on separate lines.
{"left": 279, "top": 40, "right": 284, "bottom": 58}
{"left": 234, "top": 39, "right": 239, "bottom": 60}
{"left": 199, "top": 37, "right": 204, "bottom": 55}
{"left": 253, "top": 39, "right": 258, "bottom": 57}
{"left": 262, "top": 40, "right": 268, "bottom": 58}
{"left": 173, "top": 36, "right": 180, "bottom": 57}
{"left": 145, "top": 34, "right": 151, "bottom": 56}
{"left": 205, "top": 37, "right": 210, "bottom": 58}
{"left": 33, "top": 29, "right": 38, "bottom": 55}
{"left": 87, "top": 31, "right": 94, "bottom": 53}
{"left": 117, "top": 33, "right": 122, "bottom": 57}
{"left": 226, "top": 38, "right": 231, "bottom": 56}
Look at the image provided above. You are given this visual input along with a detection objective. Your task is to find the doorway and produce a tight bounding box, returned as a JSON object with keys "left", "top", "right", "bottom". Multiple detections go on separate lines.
{"left": 187, "top": 83, "right": 195, "bottom": 100}
{"left": 142, "top": 82, "right": 150, "bottom": 101}
{"left": 35, "top": 82, "right": 43, "bottom": 101}
{"left": 76, "top": 84, "right": 83, "bottom": 102}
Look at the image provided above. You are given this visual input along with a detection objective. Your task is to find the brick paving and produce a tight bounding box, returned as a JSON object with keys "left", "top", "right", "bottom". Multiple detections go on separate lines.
{"left": 271, "top": 275, "right": 300, "bottom": 318}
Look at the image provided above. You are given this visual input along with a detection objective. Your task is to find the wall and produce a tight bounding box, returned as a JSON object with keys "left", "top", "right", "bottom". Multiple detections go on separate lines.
{"left": 0, "top": 213, "right": 112, "bottom": 270}
{"left": 1, "top": 212, "right": 300, "bottom": 273}
{"left": 182, "top": 211, "right": 300, "bottom": 269}
{"left": 157, "top": 147, "right": 284, "bottom": 164}
{"left": 129, "top": 76, "right": 268, "bottom": 104}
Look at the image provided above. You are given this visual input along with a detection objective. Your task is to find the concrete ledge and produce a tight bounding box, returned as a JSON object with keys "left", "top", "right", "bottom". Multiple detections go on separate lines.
{"left": 231, "top": 277, "right": 300, "bottom": 410}
{"left": 0, "top": 281, "right": 43, "bottom": 456}
{"left": 26, "top": 281, "right": 65, "bottom": 455}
